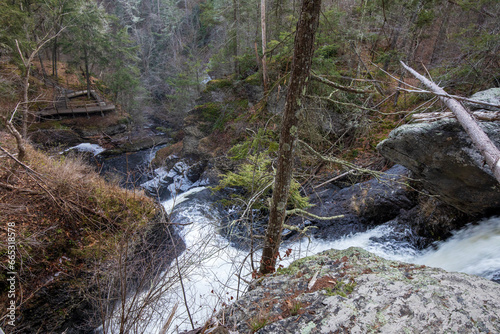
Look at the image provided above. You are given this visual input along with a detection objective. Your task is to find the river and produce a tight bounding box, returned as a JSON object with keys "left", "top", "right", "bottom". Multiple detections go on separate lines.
{"left": 84, "top": 145, "right": 499, "bottom": 333}
{"left": 147, "top": 161, "right": 500, "bottom": 333}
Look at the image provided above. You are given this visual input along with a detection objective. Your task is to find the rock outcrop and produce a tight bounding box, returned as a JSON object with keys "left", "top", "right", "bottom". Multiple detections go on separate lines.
{"left": 215, "top": 248, "right": 500, "bottom": 334}
{"left": 377, "top": 88, "right": 500, "bottom": 215}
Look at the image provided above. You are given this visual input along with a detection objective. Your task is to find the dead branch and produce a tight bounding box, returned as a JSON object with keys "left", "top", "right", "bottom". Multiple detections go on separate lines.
{"left": 285, "top": 208, "right": 344, "bottom": 221}
{"left": 313, "top": 171, "right": 352, "bottom": 189}
{"left": 311, "top": 73, "right": 375, "bottom": 94}
{"left": 305, "top": 94, "right": 378, "bottom": 112}
{"left": 401, "top": 61, "right": 500, "bottom": 183}
{"left": 1, "top": 103, "right": 27, "bottom": 160}
{"left": 298, "top": 140, "right": 382, "bottom": 178}
{"left": 398, "top": 87, "right": 500, "bottom": 110}
{"left": 412, "top": 111, "right": 500, "bottom": 123}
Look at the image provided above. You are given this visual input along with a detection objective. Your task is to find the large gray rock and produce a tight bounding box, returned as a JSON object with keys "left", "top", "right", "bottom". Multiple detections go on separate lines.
{"left": 216, "top": 248, "right": 500, "bottom": 334}
{"left": 464, "top": 88, "right": 500, "bottom": 111}
{"left": 377, "top": 119, "right": 500, "bottom": 215}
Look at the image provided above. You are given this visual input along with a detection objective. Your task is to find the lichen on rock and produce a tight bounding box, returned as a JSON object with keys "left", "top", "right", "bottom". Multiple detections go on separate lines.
{"left": 216, "top": 247, "right": 500, "bottom": 333}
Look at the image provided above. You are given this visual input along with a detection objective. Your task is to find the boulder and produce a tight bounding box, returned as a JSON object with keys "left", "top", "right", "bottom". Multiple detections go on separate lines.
{"left": 377, "top": 119, "right": 500, "bottom": 215}
{"left": 464, "top": 87, "right": 500, "bottom": 111}
{"left": 377, "top": 88, "right": 500, "bottom": 215}
{"left": 216, "top": 248, "right": 500, "bottom": 334}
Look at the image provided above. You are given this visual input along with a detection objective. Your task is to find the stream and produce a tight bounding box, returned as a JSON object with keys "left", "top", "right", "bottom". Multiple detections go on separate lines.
{"left": 149, "top": 161, "right": 500, "bottom": 333}
{"left": 79, "top": 144, "right": 499, "bottom": 333}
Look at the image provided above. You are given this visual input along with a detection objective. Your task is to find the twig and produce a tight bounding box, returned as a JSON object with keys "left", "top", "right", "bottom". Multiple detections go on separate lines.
{"left": 313, "top": 171, "right": 352, "bottom": 189}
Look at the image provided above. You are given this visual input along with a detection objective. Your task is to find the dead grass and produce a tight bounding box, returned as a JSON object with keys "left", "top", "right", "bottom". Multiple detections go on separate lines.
{"left": 0, "top": 131, "right": 158, "bottom": 316}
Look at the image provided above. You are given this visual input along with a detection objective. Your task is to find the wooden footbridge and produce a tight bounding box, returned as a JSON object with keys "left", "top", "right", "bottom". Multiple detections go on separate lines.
{"left": 38, "top": 90, "right": 115, "bottom": 118}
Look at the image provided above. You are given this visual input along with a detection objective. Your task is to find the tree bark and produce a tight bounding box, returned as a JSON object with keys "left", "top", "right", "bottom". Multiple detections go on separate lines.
{"left": 233, "top": 0, "right": 240, "bottom": 74}
{"left": 84, "top": 45, "right": 91, "bottom": 99}
{"left": 401, "top": 61, "right": 500, "bottom": 183}
{"left": 259, "top": 0, "right": 322, "bottom": 275}
{"left": 260, "top": 0, "right": 268, "bottom": 90}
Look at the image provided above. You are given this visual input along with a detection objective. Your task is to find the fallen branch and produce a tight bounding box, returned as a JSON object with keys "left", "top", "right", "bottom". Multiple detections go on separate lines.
{"left": 398, "top": 87, "right": 500, "bottom": 110}
{"left": 412, "top": 111, "right": 500, "bottom": 123}
{"left": 401, "top": 61, "right": 500, "bottom": 183}
{"left": 285, "top": 208, "right": 344, "bottom": 221}
{"left": 313, "top": 171, "right": 352, "bottom": 189}
{"left": 0, "top": 182, "right": 40, "bottom": 194}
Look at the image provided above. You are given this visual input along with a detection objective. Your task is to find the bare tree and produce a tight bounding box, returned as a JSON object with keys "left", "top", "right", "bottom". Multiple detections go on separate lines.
{"left": 259, "top": 0, "right": 322, "bottom": 275}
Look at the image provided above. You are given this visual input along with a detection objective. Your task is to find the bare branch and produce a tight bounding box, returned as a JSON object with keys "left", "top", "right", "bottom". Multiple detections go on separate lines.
{"left": 311, "top": 73, "right": 375, "bottom": 94}
{"left": 412, "top": 111, "right": 500, "bottom": 123}
{"left": 397, "top": 87, "right": 500, "bottom": 110}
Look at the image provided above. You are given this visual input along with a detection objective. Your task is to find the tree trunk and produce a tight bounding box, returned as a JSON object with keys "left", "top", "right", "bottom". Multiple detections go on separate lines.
{"left": 52, "top": 36, "right": 58, "bottom": 79}
{"left": 259, "top": 0, "right": 322, "bottom": 275}
{"left": 402, "top": 62, "right": 500, "bottom": 183}
{"left": 233, "top": 0, "right": 239, "bottom": 75}
{"left": 84, "top": 45, "right": 91, "bottom": 99}
{"left": 260, "top": 0, "right": 268, "bottom": 90}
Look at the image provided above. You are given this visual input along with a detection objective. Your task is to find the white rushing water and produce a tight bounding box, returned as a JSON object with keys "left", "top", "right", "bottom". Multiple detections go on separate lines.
{"left": 156, "top": 194, "right": 500, "bottom": 333}
{"left": 117, "top": 161, "right": 500, "bottom": 334}
{"left": 415, "top": 217, "right": 500, "bottom": 280}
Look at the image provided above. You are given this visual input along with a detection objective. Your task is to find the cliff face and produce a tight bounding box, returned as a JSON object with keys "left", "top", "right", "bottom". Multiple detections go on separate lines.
{"left": 215, "top": 248, "right": 500, "bottom": 334}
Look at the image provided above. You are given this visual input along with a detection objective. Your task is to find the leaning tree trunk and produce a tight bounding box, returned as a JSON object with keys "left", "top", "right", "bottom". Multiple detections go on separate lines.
{"left": 401, "top": 61, "right": 500, "bottom": 183}
{"left": 259, "top": 0, "right": 322, "bottom": 275}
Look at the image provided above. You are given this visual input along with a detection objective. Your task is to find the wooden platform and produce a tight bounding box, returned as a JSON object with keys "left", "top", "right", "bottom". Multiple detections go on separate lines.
{"left": 38, "top": 90, "right": 115, "bottom": 118}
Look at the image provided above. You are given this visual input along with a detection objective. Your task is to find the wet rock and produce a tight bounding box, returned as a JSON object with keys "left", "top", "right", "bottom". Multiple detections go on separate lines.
{"left": 289, "top": 165, "right": 416, "bottom": 239}
{"left": 395, "top": 197, "right": 470, "bottom": 242}
{"left": 217, "top": 248, "right": 500, "bottom": 334}
{"left": 377, "top": 119, "right": 500, "bottom": 215}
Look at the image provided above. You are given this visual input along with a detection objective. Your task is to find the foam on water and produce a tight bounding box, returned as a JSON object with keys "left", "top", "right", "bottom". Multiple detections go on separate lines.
{"left": 63, "top": 143, "right": 105, "bottom": 156}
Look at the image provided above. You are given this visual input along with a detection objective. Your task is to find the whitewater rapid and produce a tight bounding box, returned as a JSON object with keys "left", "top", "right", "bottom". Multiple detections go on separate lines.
{"left": 119, "top": 161, "right": 500, "bottom": 333}
{"left": 159, "top": 191, "right": 500, "bottom": 333}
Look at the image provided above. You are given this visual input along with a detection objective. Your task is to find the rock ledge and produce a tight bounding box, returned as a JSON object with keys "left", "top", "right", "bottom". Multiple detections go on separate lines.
{"left": 216, "top": 248, "right": 500, "bottom": 334}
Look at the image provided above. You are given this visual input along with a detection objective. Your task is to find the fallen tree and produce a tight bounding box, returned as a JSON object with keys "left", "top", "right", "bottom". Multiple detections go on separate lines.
{"left": 401, "top": 61, "right": 500, "bottom": 184}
